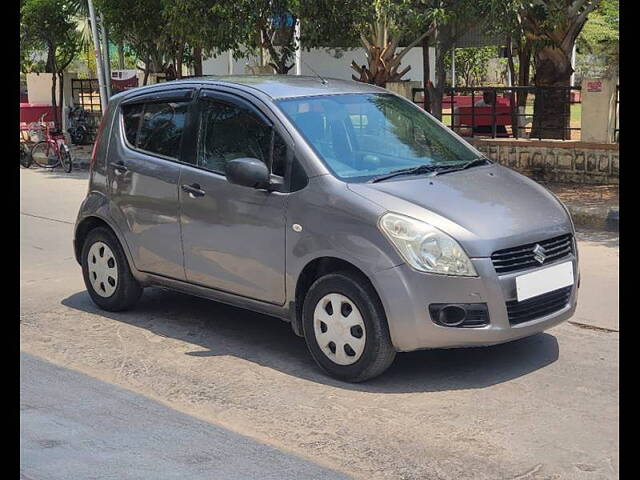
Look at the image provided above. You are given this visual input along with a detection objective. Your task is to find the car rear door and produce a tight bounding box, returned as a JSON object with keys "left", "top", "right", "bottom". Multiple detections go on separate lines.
{"left": 108, "top": 88, "right": 194, "bottom": 280}
{"left": 178, "top": 89, "right": 288, "bottom": 304}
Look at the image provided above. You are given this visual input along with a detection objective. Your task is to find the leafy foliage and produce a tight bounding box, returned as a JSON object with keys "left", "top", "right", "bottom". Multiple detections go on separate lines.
{"left": 21, "top": 0, "right": 82, "bottom": 126}
{"left": 576, "top": 0, "right": 618, "bottom": 79}
{"left": 444, "top": 47, "right": 495, "bottom": 86}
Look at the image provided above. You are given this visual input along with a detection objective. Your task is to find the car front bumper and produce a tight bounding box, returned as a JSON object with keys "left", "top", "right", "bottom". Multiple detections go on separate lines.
{"left": 372, "top": 256, "right": 579, "bottom": 352}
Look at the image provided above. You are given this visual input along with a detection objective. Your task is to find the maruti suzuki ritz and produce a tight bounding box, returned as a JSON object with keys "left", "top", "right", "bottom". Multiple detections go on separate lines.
{"left": 74, "top": 76, "right": 579, "bottom": 382}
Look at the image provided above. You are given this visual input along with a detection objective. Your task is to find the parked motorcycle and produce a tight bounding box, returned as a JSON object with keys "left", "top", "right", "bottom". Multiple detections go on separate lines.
{"left": 67, "top": 106, "right": 90, "bottom": 145}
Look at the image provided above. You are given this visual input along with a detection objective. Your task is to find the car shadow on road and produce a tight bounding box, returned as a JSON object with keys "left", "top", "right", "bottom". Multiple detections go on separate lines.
{"left": 62, "top": 287, "right": 559, "bottom": 394}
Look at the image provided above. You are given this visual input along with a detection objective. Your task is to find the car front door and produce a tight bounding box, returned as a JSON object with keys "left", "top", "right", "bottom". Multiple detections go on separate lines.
{"left": 178, "top": 90, "right": 288, "bottom": 304}
{"left": 108, "top": 89, "right": 193, "bottom": 280}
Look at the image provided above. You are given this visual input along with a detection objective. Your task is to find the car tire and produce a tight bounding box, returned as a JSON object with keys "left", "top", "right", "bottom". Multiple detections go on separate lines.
{"left": 302, "top": 270, "right": 396, "bottom": 382}
{"left": 81, "top": 227, "right": 142, "bottom": 311}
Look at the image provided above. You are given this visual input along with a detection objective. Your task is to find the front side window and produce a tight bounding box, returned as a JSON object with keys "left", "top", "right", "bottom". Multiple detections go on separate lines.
{"left": 277, "top": 93, "right": 481, "bottom": 182}
{"left": 198, "top": 99, "right": 286, "bottom": 176}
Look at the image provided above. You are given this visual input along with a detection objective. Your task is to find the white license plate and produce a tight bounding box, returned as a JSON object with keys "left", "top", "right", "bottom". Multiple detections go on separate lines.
{"left": 515, "top": 261, "right": 574, "bottom": 302}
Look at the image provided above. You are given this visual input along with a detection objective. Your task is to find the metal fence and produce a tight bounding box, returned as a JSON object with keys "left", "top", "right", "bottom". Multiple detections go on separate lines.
{"left": 412, "top": 86, "right": 582, "bottom": 141}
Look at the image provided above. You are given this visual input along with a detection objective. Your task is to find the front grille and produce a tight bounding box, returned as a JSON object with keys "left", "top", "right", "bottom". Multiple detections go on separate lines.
{"left": 491, "top": 234, "right": 573, "bottom": 275}
{"left": 506, "top": 286, "right": 572, "bottom": 325}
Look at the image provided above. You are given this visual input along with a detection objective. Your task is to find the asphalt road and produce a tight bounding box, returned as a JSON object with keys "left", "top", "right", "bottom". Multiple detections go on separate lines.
{"left": 20, "top": 168, "right": 619, "bottom": 479}
{"left": 21, "top": 352, "right": 349, "bottom": 480}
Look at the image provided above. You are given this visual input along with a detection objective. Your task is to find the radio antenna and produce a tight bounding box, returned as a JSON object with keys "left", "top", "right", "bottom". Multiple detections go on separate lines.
{"left": 283, "top": 46, "right": 328, "bottom": 85}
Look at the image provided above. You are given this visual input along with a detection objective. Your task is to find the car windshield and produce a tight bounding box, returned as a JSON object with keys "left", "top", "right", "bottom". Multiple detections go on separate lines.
{"left": 277, "top": 93, "right": 482, "bottom": 182}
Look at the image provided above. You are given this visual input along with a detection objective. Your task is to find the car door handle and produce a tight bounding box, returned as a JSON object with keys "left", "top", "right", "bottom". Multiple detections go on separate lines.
{"left": 181, "top": 183, "right": 206, "bottom": 198}
{"left": 111, "top": 161, "right": 128, "bottom": 173}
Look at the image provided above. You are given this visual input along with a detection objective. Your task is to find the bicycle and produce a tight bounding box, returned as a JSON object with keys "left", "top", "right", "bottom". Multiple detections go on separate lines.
{"left": 30, "top": 120, "right": 73, "bottom": 173}
{"left": 20, "top": 140, "right": 32, "bottom": 168}
{"left": 19, "top": 115, "right": 45, "bottom": 169}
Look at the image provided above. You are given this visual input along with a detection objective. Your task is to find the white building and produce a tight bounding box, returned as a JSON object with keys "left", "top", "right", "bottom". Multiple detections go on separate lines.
{"left": 201, "top": 47, "right": 438, "bottom": 84}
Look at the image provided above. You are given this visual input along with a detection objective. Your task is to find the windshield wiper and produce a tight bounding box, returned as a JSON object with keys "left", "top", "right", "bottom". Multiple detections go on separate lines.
{"left": 430, "top": 157, "right": 492, "bottom": 177}
{"left": 369, "top": 164, "right": 440, "bottom": 183}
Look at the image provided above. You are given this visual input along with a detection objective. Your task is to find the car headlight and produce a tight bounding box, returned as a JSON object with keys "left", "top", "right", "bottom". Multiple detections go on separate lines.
{"left": 379, "top": 212, "right": 477, "bottom": 276}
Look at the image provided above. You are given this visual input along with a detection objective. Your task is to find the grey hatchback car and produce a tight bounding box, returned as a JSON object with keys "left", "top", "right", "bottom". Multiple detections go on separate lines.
{"left": 74, "top": 76, "right": 579, "bottom": 382}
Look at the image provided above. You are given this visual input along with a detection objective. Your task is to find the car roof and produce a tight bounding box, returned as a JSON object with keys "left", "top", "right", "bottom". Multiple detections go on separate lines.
{"left": 124, "top": 75, "right": 389, "bottom": 101}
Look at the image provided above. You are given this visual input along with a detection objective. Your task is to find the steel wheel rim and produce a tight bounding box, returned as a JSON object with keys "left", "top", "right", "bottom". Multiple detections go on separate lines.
{"left": 87, "top": 241, "right": 118, "bottom": 298}
{"left": 313, "top": 293, "right": 366, "bottom": 366}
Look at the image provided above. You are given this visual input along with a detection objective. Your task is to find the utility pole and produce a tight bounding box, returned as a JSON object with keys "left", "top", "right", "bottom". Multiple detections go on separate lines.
{"left": 99, "top": 15, "right": 112, "bottom": 98}
{"left": 87, "top": 0, "right": 108, "bottom": 111}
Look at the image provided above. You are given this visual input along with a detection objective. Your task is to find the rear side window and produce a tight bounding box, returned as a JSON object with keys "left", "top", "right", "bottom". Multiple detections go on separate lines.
{"left": 122, "top": 104, "right": 143, "bottom": 145}
{"left": 122, "top": 101, "right": 189, "bottom": 160}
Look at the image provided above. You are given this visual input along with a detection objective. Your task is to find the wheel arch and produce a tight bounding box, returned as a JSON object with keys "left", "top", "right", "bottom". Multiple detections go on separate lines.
{"left": 291, "top": 256, "right": 387, "bottom": 337}
{"left": 74, "top": 214, "right": 135, "bottom": 277}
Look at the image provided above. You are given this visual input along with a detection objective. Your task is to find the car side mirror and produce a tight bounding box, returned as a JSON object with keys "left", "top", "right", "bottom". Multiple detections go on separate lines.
{"left": 225, "top": 158, "right": 270, "bottom": 190}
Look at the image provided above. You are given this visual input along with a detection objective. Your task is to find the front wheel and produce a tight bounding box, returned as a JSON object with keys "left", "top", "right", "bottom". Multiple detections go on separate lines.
{"left": 302, "top": 271, "right": 396, "bottom": 382}
{"left": 31, "top": 141, "right": 59, "bottom": 168}
{"left": 60, "top": 145, "right": 73, "bottom": 173}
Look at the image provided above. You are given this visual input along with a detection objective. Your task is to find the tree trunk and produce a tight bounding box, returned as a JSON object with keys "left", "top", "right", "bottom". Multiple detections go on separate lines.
{"left": 193, "top": 46, "right": 203, "bottom": 76}
{"left": 421, "top": 35, "right": 431, "bottom": 112}
{"left": 428, "top": 39, "right": 447, "bottom": 121}
{"left": 517, "top": 39, "right": 532, "bottom": 108}
{"left": 58, "top": 72, "right": 64, "bottom": 132}
{"left": 176, "top": 45, "right": 183, "bottom": 79}
{"left": 143, "top": 59, "right": 150, "bottom": 85}
{"left": 530, "top": 46, "right": 573, "bottom": 139}
{"left": 117, "top": 41, "right": 125, "bottom": 70}
{"left": 51, "top": 71, "right": 59, "bottom": 129}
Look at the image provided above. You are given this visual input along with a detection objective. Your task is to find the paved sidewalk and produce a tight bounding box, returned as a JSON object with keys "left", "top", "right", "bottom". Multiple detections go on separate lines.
{"left": 541, "top": 182, "right": 619, "bottom": 232}
{"left": 68, "top": 145, "right": 92, "bottom": 166}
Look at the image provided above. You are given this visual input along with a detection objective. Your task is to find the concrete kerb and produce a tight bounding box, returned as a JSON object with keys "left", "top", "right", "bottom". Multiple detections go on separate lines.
{"left": 69, "top": 145, "right": 93, "bottom": 168}
{"left": 567, "top": 205, "right": 619, "bottom": 232}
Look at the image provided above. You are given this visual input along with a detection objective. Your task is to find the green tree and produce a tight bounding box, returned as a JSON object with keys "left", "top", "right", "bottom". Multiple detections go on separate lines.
{"left": 209, "top": 0, "right": 301, "bottom": 74}
{"left": 522, "top": 0, "right": 600, "bottom": 138}
{"left": 485, "top": 0, "right": 534, "bottom": 109}
{"left": 576, "top": 0, "right": 618, "bottom": 79}
{"left": 444, "top": 47, "right": 495, "bottom": 86}
{"left": 419, "top": 0, "right": 491, "bottom": 119}
{"left": 21, "top": 0, "right": 81, "bottom": 128}
{"left": 303, "top": 0, "right": 432, "bottom": 86}
{"left": 484, "top": 0, "right": 600, "bottom": 138}
{"left": 98, "top": 0, "right": 234, "bottom": 81}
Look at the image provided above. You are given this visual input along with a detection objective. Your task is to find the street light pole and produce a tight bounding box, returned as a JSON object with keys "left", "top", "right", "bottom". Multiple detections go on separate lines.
{"left": 87, "top": 0, "right": 108, "bottom": 111}
{"left": 294, "top": 18, "right": 301, "bottom": 75}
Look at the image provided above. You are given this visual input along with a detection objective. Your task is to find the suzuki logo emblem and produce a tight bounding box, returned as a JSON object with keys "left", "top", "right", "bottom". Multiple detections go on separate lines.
{"left": 533, "top": 244, "right": 547, "bottom": 264}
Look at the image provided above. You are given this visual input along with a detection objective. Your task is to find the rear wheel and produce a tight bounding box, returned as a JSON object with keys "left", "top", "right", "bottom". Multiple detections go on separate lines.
{"left": 81, "top": 227, "right": 142, "bottom": 311}
{"left": 31, "top": 141, "right": 59, "bottom": 168}
{"left": 302, "top": 271, "right": 396, "bottom": 382}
